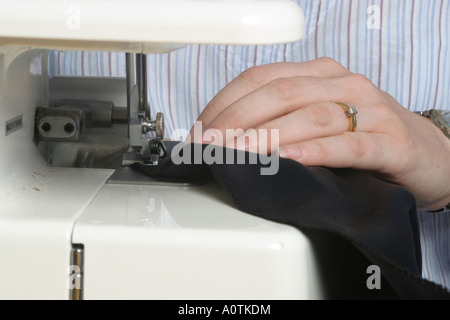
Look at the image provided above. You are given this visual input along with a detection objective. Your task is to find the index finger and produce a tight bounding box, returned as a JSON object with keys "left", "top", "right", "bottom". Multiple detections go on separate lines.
{"left": 196, "top": 58, "right": 351, "bottom": 129}
{"left": 204, "top": 75, "right": 356, "bottom": 139}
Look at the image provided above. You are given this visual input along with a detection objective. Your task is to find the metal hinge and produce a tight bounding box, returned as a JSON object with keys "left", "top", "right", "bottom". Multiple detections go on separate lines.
{"left": 69, "top": 244, "right": 84, "bottom": 300}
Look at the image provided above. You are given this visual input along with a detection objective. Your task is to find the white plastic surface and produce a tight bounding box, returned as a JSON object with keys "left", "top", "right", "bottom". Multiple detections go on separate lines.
{"left": 0, "top": 48, "right": 114, "bottom": 299}
{"left": 0, "top": 47, "right": 323, "bottom": 300}
{"left": 0, "top": 0, "right": 305, "bottom": 53}
{"left": 0, "top": 0, "right": 314, "bottom": 299}
{"left": 73, "top": 182, "right": 323, "bottom": 300}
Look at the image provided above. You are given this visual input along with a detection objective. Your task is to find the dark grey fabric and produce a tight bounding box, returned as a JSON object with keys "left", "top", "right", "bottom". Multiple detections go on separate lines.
{"left": 133, "top": 142, "right": 450, "bottom": 300}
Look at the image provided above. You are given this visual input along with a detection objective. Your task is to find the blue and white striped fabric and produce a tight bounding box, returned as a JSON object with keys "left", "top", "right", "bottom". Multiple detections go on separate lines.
{"left": 418, "top": 210, "right": 450, "bottom": 289}
{"left": 49, "top": 51, "right": 125, "bottom": 79}
{"left": 48, "top": 0, "right": 450, "bottom": 290}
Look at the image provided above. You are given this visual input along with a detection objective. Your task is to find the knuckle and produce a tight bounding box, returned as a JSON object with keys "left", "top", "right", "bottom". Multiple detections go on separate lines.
{"left": 372, "top": 101, "right": 410, "bottom": 136}
{"left": 373, "top": 100, "right": 390, "bottom": 112}
{"left": 346, "top": 134, "right": 368, "bottom": 161}
{"left": 314, "top": 57, "right": 348, "bottom": 74}
{"left": 349, "top": 73, "right": 370, "bottom": 83}
{"left": 313, "top": 143, "right": 332, "bottom": 163}
{"left": 315, "top": 57, "right": 338, "bottom": 65}
{"left": 346, "top": 73, "right": 375, "bottom": 91}
{"left": 373, "top": 101, "right": 394, "bottom": 120}
{"left": 338, "top": 73, "right": 377, "bottom": 100}
{"left": 219, "top": 108, "right": 242, "bottom": 130}
{"left": 267, "top": 77, "right": 299, "bottom": 101}
{"left": 238, "top": 65, "right": 270, "bottom": 85}
{"left": 315, "top": 57, "right": 346, "bottom": 70}
{"left": 307, "top": 104, "right": 336, "bottom": 129}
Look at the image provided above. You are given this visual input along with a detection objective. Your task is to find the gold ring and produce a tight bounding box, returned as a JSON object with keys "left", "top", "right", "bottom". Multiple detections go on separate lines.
{"left": 336, "top": 102, "right": 358, "bottom": 132}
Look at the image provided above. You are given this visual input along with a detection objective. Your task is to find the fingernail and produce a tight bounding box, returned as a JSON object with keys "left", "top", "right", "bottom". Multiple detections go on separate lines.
{"left": 278, "top": 146, "right": 303, "bottom": 159}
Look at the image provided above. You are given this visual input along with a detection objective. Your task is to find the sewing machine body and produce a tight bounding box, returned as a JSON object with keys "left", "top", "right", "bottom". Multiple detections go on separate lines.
{"left": 0, "top": 0, "right": 329, "bottom": 300}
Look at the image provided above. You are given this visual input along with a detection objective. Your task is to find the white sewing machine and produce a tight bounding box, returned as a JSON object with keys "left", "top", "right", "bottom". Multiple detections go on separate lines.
{"left": 0, "top": 0, "right": 332, "bottom": 300}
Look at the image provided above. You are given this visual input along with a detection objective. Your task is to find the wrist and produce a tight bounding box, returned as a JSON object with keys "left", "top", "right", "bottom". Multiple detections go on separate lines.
{"left": 416, "top": 110, "right": 450, "bottom": 139}
{"left": 433, "top": 113, "right": 450, "bottom": 210}
{"left": 418, "top": 124, "right": 450, "bottom": 211}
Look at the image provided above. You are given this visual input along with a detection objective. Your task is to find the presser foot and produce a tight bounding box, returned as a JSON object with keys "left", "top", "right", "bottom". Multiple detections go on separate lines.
{"left": 122, "top": 139, "right": 167, "bottom": 167}
{"left": 123, "top": 112, "right": 167, "bottom": 167}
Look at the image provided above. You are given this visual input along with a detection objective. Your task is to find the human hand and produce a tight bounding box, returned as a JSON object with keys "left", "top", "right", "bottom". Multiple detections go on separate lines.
{"left": 193, "top": 58, "right": 450, "bottom": 211}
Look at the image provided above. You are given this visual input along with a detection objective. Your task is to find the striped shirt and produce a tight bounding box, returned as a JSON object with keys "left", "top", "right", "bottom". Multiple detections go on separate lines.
{"left": 48, "top": 0, "right": 450, "bottom": 290}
